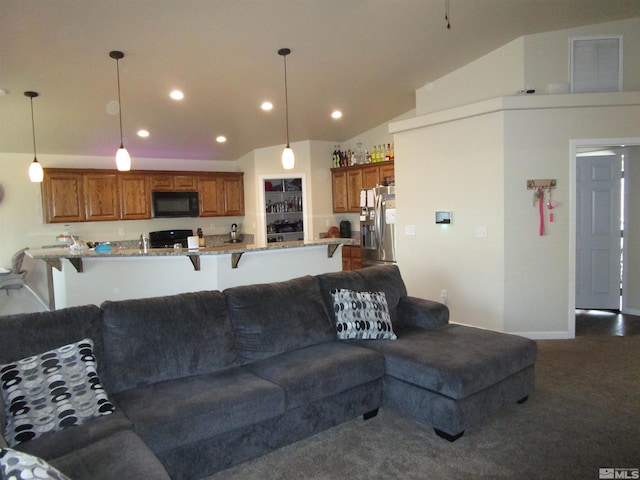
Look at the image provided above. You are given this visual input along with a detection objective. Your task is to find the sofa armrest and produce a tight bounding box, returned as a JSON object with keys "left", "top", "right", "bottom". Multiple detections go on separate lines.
{"left": 397, "top": 296, "right": 449, "bottom": 330}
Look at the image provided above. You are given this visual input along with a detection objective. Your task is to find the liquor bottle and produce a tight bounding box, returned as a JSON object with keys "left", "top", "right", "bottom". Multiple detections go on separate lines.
{"left": 371, "top": 145, "right": 378, "bottom": 163}
{"left": 390, "top": 142, "right": 395, "bottom": 161}
{"left": 385, "top": 143, "right": 391, "bottom": 162}
{"left": 365, "top": 149, "right": 371, "bottom": 163}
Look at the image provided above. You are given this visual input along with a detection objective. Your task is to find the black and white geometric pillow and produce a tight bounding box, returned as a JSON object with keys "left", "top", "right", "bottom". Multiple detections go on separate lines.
{"left": 0, "top": 338, "right": 115, "bottom": 447}
{"left": 331, "top": 289, "right": 397, "bottom": 340}
{"left": 0, "top": 447, "right": 71, "bottom": 480}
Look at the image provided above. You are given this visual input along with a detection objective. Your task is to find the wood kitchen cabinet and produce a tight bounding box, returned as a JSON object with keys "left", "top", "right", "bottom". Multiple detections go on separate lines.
{"left": 150, "top": 174, "right": 198, "bottom": 191}
{"left": 198, "top": 173, "right": 244, "bottom": 217}
{"left": 341, "top": 244, "right": 362, "bottom": 271}
{"left": 331, "top": 170, "right": 348, "bottom": 213}
{"left": 331, "top": 161, "right": 394, "bottom": 213}
{"left": 42, "top": 170, "right": 85, "bottom": 223}
{"left": 118, "top": 174, "right": 152, "bottom": 220}
{"left": 84, "top": 173, "right": 120, "bottom": 221}
{"left": 221, "top": 174, "right": 244, "bottom": 216}
{"left": 346, "top": 169, "right": 363, "bottom": 212}
{"left": 42, "top": 168, "right": 243, "bottom": 223}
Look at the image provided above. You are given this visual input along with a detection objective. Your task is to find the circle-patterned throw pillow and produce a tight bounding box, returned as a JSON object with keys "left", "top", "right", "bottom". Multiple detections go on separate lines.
{"left": 0, "top": 338, "right": 115, "bottom": 447}
{"left": 331, "top": 289, "right": 397, "bottom": 340}
{"left": 0, "top": 448, "right": 71, "bottom": 480}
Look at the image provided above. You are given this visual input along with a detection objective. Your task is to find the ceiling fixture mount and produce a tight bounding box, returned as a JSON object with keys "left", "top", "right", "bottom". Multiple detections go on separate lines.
{"left": 445, "top": 0, "right": 451, "bottom": 29}
{"left": 109, "top": 50, "right": 131, "bottom": 171}
{"left": 278, "top": 48, "right": 294, "bottom": 170}
{"left": 24, "top": 91, "right": 44, "bottom": 183}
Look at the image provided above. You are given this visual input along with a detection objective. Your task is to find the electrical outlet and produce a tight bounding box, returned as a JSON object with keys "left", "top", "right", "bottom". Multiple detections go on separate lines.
{"left": 440, "top": 289, "right": 448, "bottom": 305}
{"left": 326, "top": 219, "right": 331, "bottom": 227}
{"left": 118, "top": 227, "right": 125, "bottom": 236}
{"left": 405, "top": 225, "right": 416, "bottom": 236}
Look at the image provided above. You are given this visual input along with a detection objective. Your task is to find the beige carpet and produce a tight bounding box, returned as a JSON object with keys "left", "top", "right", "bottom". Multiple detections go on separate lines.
{"left": 203, "top": 336, "right": 640, "bottom": 480}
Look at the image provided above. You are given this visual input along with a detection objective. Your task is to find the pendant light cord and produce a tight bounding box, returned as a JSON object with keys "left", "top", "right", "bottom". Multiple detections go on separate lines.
{"left": 115, "top": 56, "right": 125, "bottom": 148}
{"left": 29, "top": 97, "right": 37, "bottom": 158}
{"left": 283, "top": 53, "right": 290, "bottom": 148}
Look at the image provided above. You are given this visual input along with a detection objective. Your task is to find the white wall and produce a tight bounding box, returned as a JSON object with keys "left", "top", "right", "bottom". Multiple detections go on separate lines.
{"left": 416, "top": 37, "right": 525, "bottom": 115}
{"left": 393, "top": 93, "right": 640, "bottom": 338}
{"left": 416, "top": 17, "right": 640, "bottom": 115}
{"left": 392, "top": 112, "right": 506, "bottom": 331}
{"left": 524, "top": 17, "right": 640, "bottom": 93}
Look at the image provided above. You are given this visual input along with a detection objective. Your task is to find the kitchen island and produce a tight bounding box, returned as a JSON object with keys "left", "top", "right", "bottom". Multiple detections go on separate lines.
{"left": 27, "top": 239, "right": 351, "bottom": 310}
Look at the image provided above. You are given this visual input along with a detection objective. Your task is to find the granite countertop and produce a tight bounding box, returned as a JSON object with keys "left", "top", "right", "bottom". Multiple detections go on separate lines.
{"left": 27, "top": 238, "right": 354, "bottom": 260}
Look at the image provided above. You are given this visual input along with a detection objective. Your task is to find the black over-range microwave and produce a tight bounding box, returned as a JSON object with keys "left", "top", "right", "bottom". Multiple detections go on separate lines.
{"left": 152, "top": 191, "right": 199, "bottom": 218}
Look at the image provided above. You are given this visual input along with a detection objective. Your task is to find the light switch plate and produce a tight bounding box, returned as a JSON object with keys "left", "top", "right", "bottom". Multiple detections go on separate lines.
{"left": 405, "top": 225, "right": 416, "bottom": 236}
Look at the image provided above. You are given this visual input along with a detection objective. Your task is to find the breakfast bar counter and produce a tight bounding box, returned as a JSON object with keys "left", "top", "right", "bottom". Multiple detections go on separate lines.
{"left": 27, "top": 239, "right": 352, "bottom": 310}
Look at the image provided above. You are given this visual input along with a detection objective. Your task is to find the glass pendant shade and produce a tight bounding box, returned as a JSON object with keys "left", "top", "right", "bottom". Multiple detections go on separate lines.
{"left": 282, "top": 146, "right": 295, "bottom": 170}
{"left": 116, "top": 145, "right": 131, "bottom": 171}
{"left": 29, "top": 159, "right": 44, "bottom": 183}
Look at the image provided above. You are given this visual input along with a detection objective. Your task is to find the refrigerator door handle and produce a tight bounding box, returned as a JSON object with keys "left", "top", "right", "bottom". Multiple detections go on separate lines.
{"left": 375, "top": 193, "right": 384, "bottom": 254}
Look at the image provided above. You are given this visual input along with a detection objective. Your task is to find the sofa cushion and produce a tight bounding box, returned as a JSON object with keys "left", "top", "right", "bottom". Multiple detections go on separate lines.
{"left": 14, "top": 409, "right": 132, "bottom": 463}
{"left": 0, "top": 447, "right": 71, "bottom": 480}
{"left": 50, "top": 430, "right": 171, "bottom": 480}
{"left": 112, "top": 367, "right": 284, "bottom": 454}
{"left": 331, "top": 289, "right": 397, "bottom": 340}
{"left": 0, "top": 306, "right": 105, "bottom": 378}
{"left": 224, "top": 275, "right": 334, "bottom": 363}
{"left": 1, "top": 339, "right": 115, "bottom": 447}
{"left": 359, "top": 324, "right": 537, "bottom": 399}
{"left": 101, "top": 290, "right": 239, "bottom": 393}
{"left": 318, "top": 265, "right": 407, "bottom": 327}
{"left": 246, "top": 342, "right": 385, "bottom": 409}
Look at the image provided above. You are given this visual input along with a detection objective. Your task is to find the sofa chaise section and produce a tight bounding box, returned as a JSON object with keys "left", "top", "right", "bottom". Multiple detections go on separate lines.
{"left": 317, "top": 264, "right": 537, "bottom": 441}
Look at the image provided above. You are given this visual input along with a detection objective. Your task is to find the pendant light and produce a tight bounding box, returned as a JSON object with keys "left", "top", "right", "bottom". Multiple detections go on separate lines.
{"left": 24, "top": 91, "right": 44, "bottom": 183}
{"left": 109, "top": 50, "right": 131, "bottom": 171}
{"left": 278, "top": 48, "right": 294, "bottom": 170}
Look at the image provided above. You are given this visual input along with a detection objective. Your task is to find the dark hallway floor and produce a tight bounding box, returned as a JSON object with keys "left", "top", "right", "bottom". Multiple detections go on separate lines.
{"left": 576, "top": 309, "right": 640, "bottom": 336}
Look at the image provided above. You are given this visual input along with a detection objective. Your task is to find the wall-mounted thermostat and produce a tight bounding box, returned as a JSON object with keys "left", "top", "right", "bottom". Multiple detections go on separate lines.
{"left": 435, "top": 211, "right": 451, "bottom": 224}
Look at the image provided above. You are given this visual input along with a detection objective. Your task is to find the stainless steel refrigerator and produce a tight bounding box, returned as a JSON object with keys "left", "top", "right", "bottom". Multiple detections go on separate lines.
{"left": 360, "top": 185, "right": 397, "bottom": 267}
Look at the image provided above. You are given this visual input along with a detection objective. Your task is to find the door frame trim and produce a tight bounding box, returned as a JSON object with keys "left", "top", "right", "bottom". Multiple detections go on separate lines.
{"left": 569, "top": 137, "right": 640, "bottom": 336}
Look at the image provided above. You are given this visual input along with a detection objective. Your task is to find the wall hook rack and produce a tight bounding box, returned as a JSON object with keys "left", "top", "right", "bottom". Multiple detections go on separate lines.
{"left": 526, "top": 179, "right": 556, "bottom": 190}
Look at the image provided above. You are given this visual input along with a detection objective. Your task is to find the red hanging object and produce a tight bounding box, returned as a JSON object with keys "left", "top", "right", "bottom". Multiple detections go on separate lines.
{"left": 538, "top": 188, "right": 545, "bottom": 236}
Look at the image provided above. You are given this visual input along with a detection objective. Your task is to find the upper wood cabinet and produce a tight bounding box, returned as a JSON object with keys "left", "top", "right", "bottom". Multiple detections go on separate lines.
{"left": 150, "top": 174, "right": 198, "bottom": 191}
{"left": 42, "top": 170, "right": 85, "bottom": 223}
{"left": 41, "top": 168, "right": 243, "bottom": 223}
{"left": 119, "top": 174, "right": 152, "bottom": 220}
{"left": 198, "top": 173, "right": 244, "bottom": 217}
{"left": 331, "top": 170, "right": 348, "bottom": 213}
{"left": 221, "top": 174, "right": 244, "bottom": 216}
{"left": 331, "top": 161, "right": 394, "bottom": 213}
{"left": 84, "top": 173, "right": 120, "bottom": 221}
{"left": 198, "top": 175, "right": 225, "bottom": 216}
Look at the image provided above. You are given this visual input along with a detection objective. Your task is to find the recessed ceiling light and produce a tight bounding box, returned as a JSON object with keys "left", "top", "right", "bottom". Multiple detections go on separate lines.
{"left": 331, "top": 110, "right": 343, "bottom": 119}
{"left": 170, "top": 90, "right": 184, "bottom": 100}
{"left": 216, "top": 136, "right": 227, "bottom": 143}
{"left": 261, "top": 102, "right": 273, "bottom": 111}
{"left": 137, "top": 129, "right": 150, "bottom": 138}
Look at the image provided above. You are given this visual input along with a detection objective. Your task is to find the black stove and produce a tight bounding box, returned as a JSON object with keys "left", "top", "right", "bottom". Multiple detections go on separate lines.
{"left": 148, "top": 230, "right": 193, "bottom": 248}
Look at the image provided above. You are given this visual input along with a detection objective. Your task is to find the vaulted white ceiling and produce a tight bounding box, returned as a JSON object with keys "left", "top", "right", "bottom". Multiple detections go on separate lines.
{"left": 1, "top": 0, "right": 639, "bottom": 162}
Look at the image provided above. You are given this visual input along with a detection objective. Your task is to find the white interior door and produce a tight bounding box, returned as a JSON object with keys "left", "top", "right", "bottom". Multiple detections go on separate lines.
{"left": 575, "top": 155, "right": 622, "bottom": 309}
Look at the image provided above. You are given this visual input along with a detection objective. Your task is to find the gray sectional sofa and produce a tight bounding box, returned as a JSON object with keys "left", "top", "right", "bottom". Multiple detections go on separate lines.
{"left": 0, "top": 265, "right": 536, "bottom": 480}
